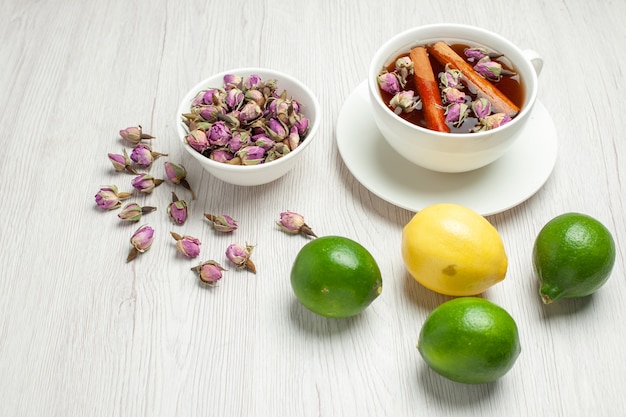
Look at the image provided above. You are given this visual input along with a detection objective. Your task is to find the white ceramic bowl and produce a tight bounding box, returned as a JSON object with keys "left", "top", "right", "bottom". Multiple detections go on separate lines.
{"left": 176, "top": 68, "right": 320, "bottom": 186}
{"left": 368, "top": 24, "right": 543, "bottom": 173}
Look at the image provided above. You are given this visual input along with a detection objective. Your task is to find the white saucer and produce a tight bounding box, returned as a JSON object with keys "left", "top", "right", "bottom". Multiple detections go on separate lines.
{"left": 336, "top": 81, "right": 558, "bottom": 215}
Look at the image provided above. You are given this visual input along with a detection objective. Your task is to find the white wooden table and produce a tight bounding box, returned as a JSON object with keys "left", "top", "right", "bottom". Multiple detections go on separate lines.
{"left": 1, "top": 1, "right": 624, "bottom": 416}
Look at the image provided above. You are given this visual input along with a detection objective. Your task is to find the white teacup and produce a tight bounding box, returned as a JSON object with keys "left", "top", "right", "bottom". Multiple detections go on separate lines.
{"left": 368, "top": 23, "right": 543, "bottom": 173}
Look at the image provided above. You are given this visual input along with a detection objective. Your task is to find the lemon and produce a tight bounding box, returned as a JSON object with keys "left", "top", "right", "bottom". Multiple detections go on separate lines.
{"left": 532, "top": 212, "right": 616, "bottom": 304}
{"left": 290, "top": 236, "right": 383, "bottom": 318}
{"left": 417, "top": 297, "right": 521, "bottom": 384}
{"left": 401, "top": 203, "right": 508, "bottom": 296}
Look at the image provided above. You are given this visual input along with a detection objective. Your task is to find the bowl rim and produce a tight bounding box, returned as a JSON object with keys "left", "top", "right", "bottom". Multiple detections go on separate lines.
{"left": 176, "top": 67, "right": 320, "bottom": 173}
{"left": 367, "top": 23, "right": 539, "bottom": 139}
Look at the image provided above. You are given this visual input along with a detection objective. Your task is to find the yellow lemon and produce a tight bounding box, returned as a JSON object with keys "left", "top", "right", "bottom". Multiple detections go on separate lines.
{"left": 401, "top": 203, "right": 507, "bottom": 296}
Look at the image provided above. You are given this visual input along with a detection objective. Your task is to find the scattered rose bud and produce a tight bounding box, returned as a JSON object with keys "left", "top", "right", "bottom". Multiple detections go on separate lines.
{"left": 164, "top": 161, "right": 196, "bottom": 200}
{"left": 108, "top": 149, "right": 138, "bottom": 174}
{"left": 118, "top": 202, "right": 157, "bottom": 221}
{"left": 130, "top": 143, "right": 168, "bottom": 168}
{"left": 95, "top": 185, "right": 132, "bottom": 210}
{"left": 225, "top": 243, "right": 256, "bottom": 273}
{"left": 127, "top": 224, "right": 155, "bottom": 262}
{"left": 120, "top": 125, "right": 154, "bottom": 145}
{"left": 167, "top": 192, "right": 188, "bottom": 225}
{"left": 204, "top": 213, "right": 238, "bottom": 233}
{"left": 377, "top": 71, "right": 401, "bottom": 95}
{"left": 131, "top": 173, "right": 164, "bottom": 193}
{"left": 277, "top": 211, "right": 317, "bottom": 238}
{"left": 192, "top": 260, "right": 226, "bottom": 286}
{"left": 170, "top": 232, "right": 201, "bottom": 258}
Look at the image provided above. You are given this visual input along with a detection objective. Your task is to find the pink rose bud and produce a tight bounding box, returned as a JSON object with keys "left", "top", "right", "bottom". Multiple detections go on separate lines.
{"left": 267, "top": 118, "right": 287, "bottom": 140}
{"left": 244, "top": 74, "right": 262, "bottom": 90}
{"left": 442, "top": 87, "right": 466, "bottom": 104}
{"left": 204, "top": 213, "right": 238, "bottom": 233}
{"left": 236, "top": 145, "right": 265, "bottom": 165}
{"left": 108, "top": 149, "right": 138, "bottom": 174}
{"left": 471, "top": 98, "right": 492, "bottom": 119}
{"left": 127, "top": 224, "right": 155, "bottom": 262}
{"left": 164, "top": 161, "right": 198, "bottom": 200}
{"left": 199, "top": 105, "right": 225, "bottom": 122}
{"left": 225, "top": 88, "right": 244, "bottom": 110}
{"left": 171, "top": 232, "right": 201, "bottom": 259}
{"left": 186, "top": 129, "right": 210, "bottom": 153}
{"left": 131, "top": 173, "right": 164, "bottom": 193}
{"left": 118, "top": 202, "right": 156, "bottom": 221}
{"left": 120, "top": 125, "right": 154, "bottom": 145}
{"left": 389, "top": 90, "right": 420, "bottom": 114}
{"left": 445, "top": 102, "right": 469, "bottom": 127}
{"left": 474, "top": 59, "right": 503, "bottom": 81}
{"left": 227, "top": 131, "right": 250, "bottom": 153}
{"left": 167, "top": 192, "right": 188, "bottom": 225}
{"left": 245, "top": 89, "right": 265, "bottom": 106}
{"left": 239, "top": 101, "right": 263, "bottom": 123}
{"left": 95, "top": 185, "right": 132, "bottom": 210}
{"left": 223, "top": 74, "right": 242, "bottom": 89}
{"left": 377, "top": 72, "right": 400, "bottom": 95}
{"left": 294, "top": 115, "right": 309, "bottom": 136}
{"left": 481, "top": 113, "right": 512, "bottom": 130}
{"left": 225, "top": 243, "right": 256, "bottom": 273}
{"left": 210, "top": 149, "right": 234, "bottom": 163}
{"left": 464, "top": 47, "right": 488, "bottom": 61}
{"left": 192, "top": 260, "right": 226, "bottom": 286}
{"left": 286, "top": 126, "right": 300, "bottom": 151}
{"left": 130, "top": 143, "right": 168, "bottom": 168}
{"left": 277, "top": 211, "right": 317, "bottom": 238}
{"left": 208, "top": 121, "right": 232, "bottom": 146}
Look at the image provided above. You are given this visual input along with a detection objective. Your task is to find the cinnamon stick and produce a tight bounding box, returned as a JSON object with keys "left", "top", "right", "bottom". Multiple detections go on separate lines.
{"left": 427, "top": 41, "right": 520, "bottom": 117}
{"left": 409, "top": 46, "right": 450, "bottom": 133}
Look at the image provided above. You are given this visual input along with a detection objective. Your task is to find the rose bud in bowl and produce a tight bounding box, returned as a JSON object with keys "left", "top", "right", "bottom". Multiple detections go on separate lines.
{"left": 368, "top": 23, "right": 543, "bottom": 173}
{"left": 176, "top": 68, "right": 320, "bottom": 186}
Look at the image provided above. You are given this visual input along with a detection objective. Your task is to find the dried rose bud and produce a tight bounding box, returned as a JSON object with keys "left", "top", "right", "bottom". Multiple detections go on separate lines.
{"left": 223, "top": 74, "right": 242, "bottom": 89}
{"left": 266, "top": 142, "right": 290, "bottom": 162}
{"left": 205, "top": 213, "right": 238, "bottom": 233}
{"left": 199, "top": 105, "right": 225, "bottom": 122}
{"left": 253, "top": 133, "right": 275, "bottom": 151}
{"left": 266, "top": 118, "right": 287, "bottom": 141}
{"left": 277, "top": 211, "right": 317, "bottom": 238}
{"left": 442, "top": 87, "right": 466, "bottom": 104}
{"left": 440, "top": 65, "right": 463, "bottom": 88}
{"left": 445, "top": 102, "right": 470, "bottom": 127}
{"left": 236, "top": 145, "right": 265, "bottom": 165}
{"left": 245, "top": 89, "right": 265, "bottom": 106}
{"left": 464, "top": 47, "right": 488, "bottom": 61}
{"left": 108, "top": 149, "right": 138, "bottom": 174}
{"left": 390, "top": 90, "right": 420, "bottom": 114}
{"left": 474, "top": 58, "right": 512, "bottom": 82}
{"left": 120, "top": 125, "right": 154, "bottom": 145}
{"left": 244, "top": 74, "right": 262, "bottom": 90}
{"left": 394, "top": 56, "right": 414, "bottom": 86}
{"left": 225, "top": 243, "right": 256, "bottom": 273}
{"left": 286, "top": 126, "right": 300, "bottom": 151}
{"left": 227, "top": 131, "right": 250, "bottom": 153}
{"left": 164, "top": 161, "right": 196, "bottom": 200}
{"left": 186, "top": 129, "right": 210, "bottom": 153}
{"left": 210, "top": 149, "right": 234, "bottom": 163}
{"left": 377, "top": 72, "right": 400, "bottom": 95}
{"left": 131, "top": 174, "right": 164, "bottom": 193}
{"left": 127, "top": 224, "right": 155, "bottom": 262}
{"left": 471, "top": 98, "right": 492, "bottom": 119}
{"left": 208, "top": 121, "right": 232, "bottom": 146}
{"left": 130, "top": 143, "right": 168, "bottom": 168}
{"left": 192, "top": 260, "right": 226, "bottom": 286}
{"left": 239, "top": 101, "right": 263, "bottom": 123}
{"left": 95, "top": 185, "right": 132, "bottom": 210}
{"left": 267, "top": 98, "right": 290, "bottom": 119}
{"left": 481, "top": 113, "right": 512, "bottom": 130}
{"left": 118, "top": 202, "right": 156, "bottom": 221}
{"left": 168, "top": 192, "right": 188, "bottom": 225}
{"left": 294, "top": 115, "right": 309, "bottom": 136}
{"left": 170, "top": 232, "right": 201, "bottom": 258}
{"left": 225, "top": 88, "right": 244, "bottom": 110}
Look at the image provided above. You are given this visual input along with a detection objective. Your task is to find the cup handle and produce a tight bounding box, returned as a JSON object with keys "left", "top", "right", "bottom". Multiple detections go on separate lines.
{"left": 523, "top": 49, "right": 543, "bottom": 76}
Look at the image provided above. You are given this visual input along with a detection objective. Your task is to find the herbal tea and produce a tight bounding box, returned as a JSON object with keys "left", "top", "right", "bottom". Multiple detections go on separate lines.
{"left": 377, "top": 41, "right": 524, "bottom": 133}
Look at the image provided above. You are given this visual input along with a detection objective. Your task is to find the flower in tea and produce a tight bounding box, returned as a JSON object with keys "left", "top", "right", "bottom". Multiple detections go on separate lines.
{"left": 390, "top": 90, "right": 420, "bottom": 114}
{"left": 377, "top": 72, "right": 401, "bottom": 95}
{"left": 440, "top": 65, "right": 463, "bottom": 88}
{"left": 471, "top": 98, "right": 492, "bottom": 119}
{"left": 394, "top": 56, "right": 414, "bottom": 86}
{"left": 481, "top": 113, "right": 512, "bottom": 130}
{"left": 118, "top": 202, "right": 156, "bottom": 221}
{"left": 192, "top": 260, "right": 226, "bottom": 286}
{"left": 442, "top": 87, "right": 466, "bottom": 104}
{"left": 445, "top": 102, "right": 470, "bottom": 127}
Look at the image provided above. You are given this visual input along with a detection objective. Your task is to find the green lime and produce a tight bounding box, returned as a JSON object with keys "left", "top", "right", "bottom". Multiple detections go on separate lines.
{"left": 290, "top": 236, "right": 383, "bottom": 318}
{"left": 417, "top": 297, "right": 521, "bottom": 384}
{"left": 532, "top": 213, "right": 616, "bottom": 304}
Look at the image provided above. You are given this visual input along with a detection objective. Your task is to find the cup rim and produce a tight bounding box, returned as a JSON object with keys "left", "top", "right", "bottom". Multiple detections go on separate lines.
{"left": 367, "top": 23, "right": 539, "bottom": 139}
{"left": 176, "top": 67, "right": 320, "bottom": 173}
